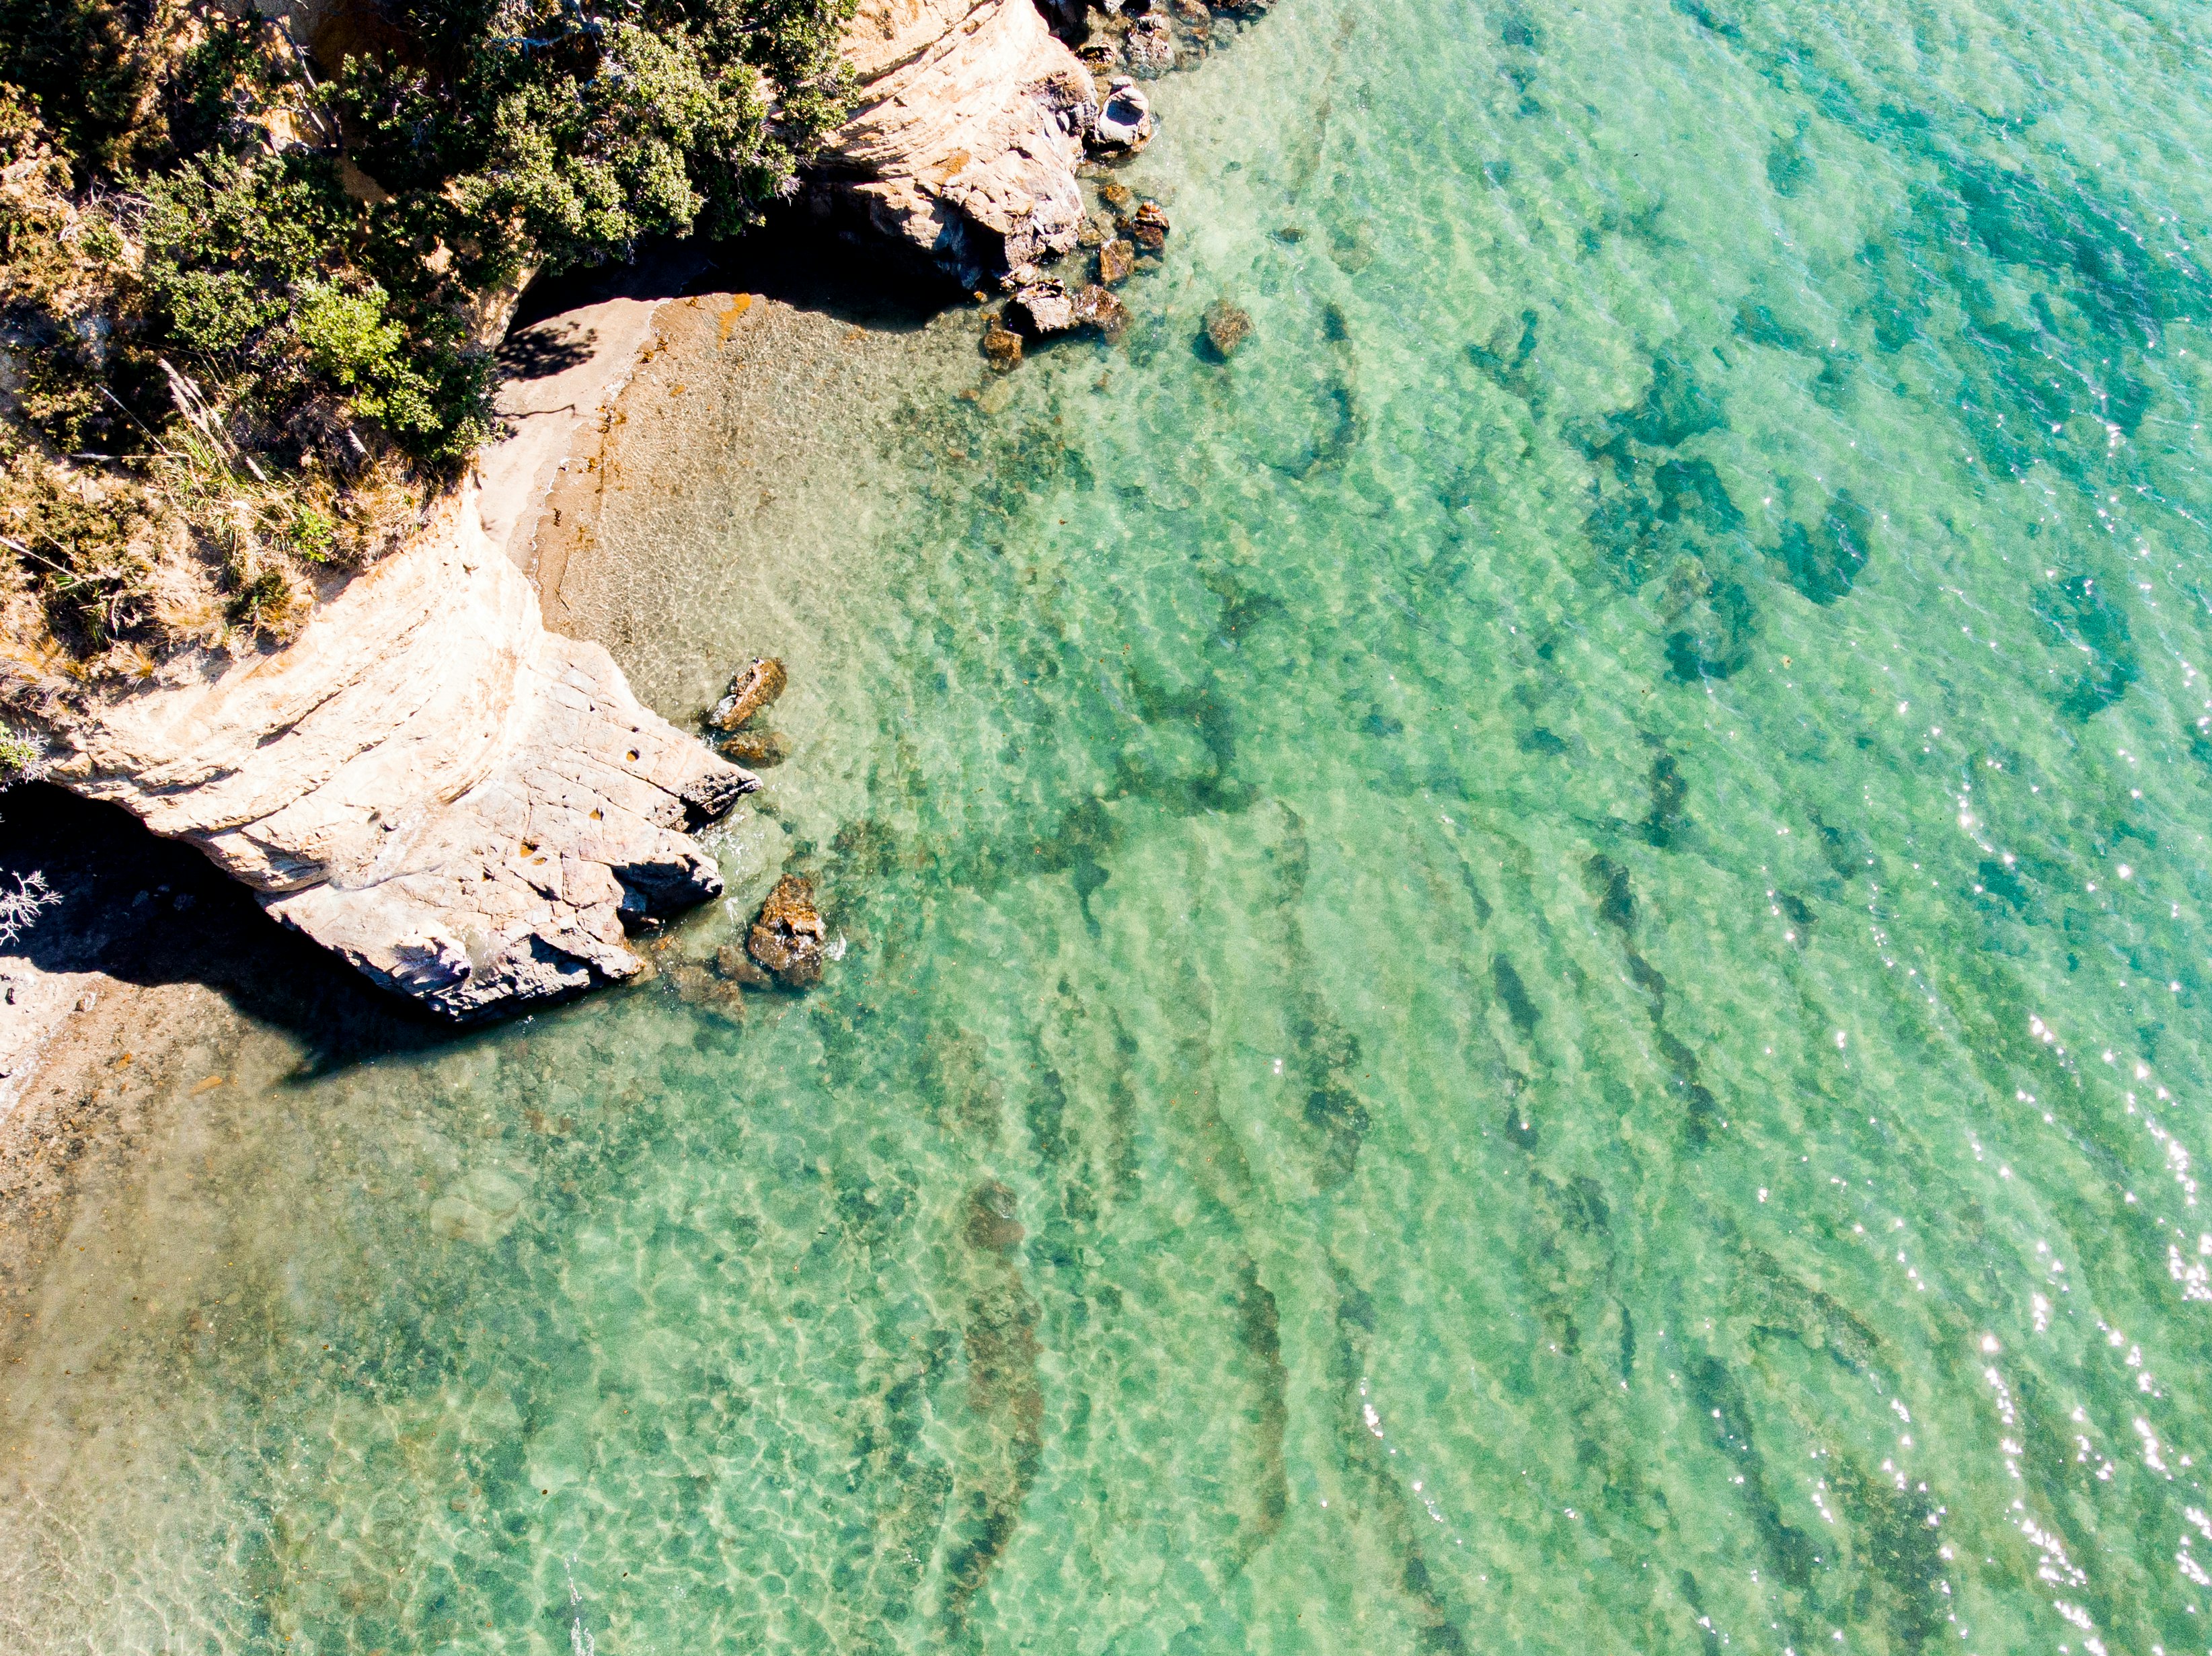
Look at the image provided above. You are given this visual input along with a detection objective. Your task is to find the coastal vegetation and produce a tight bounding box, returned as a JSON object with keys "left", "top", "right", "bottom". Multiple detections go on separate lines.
{"left": 0, "top": 0, "right": 854, "bottom": 678}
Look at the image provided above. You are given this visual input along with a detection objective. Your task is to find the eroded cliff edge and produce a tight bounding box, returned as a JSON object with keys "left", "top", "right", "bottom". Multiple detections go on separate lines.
{"left": 14, "top": 0, "right": 1203, "bottom": 1023}
{"left": 818, "top": 0, "right": 1098, "bottom": 287}
{"left": 42, "top": 479, "right": 755, "bottom": 1020}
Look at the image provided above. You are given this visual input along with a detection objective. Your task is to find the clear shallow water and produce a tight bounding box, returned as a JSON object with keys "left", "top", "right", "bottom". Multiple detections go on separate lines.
{"left": 14, "top": 0, "right": 2212, "bottom": 1649}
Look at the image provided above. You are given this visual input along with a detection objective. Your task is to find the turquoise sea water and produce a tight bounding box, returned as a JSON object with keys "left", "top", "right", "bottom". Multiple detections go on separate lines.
{"left": 15, "top": 0, "right": 2212, "bottom": 1649}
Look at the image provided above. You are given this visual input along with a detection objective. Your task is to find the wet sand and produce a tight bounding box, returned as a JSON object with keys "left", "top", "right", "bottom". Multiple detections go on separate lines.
{"left": 0, "top": 786, "right": 447, "bottom": 1343}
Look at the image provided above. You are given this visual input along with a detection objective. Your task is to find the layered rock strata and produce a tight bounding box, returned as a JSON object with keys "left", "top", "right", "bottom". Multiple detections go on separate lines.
{"left": 820, "top": 0, "right": 1100, "bottom": 286}
{"left": 40, "top": 489, "right": 753, "bottom": 1021}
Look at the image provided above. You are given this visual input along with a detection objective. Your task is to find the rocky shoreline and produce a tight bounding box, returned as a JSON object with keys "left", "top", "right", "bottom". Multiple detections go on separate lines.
{"left": 812, "top": 0, "right": 1260, "bottom": 288}
{"left": 9, "top": 0, "right": 1266, "bottom": 1039}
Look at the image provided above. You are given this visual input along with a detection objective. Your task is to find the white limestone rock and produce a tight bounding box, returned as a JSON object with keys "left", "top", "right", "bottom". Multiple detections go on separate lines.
{"left": 38, "top": 488, "right": 753, "bottom": 1021}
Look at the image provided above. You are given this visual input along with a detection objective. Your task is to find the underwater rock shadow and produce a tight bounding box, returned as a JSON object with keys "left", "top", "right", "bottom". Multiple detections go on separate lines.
{"left": 0, "top": 784, "right": 455, "bottom": 1076}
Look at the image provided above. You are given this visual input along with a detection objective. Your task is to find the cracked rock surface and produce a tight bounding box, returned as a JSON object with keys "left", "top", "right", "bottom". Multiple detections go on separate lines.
{"left": 822, "top": 0, "right": 1099, "bottom": 287}
{"left": 40, "top": 489, "right": 753, "bottom": 1021}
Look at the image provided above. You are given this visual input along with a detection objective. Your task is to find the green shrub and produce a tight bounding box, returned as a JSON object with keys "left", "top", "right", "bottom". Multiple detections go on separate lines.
{"left": 284, "top": 504, "right": 337, "bottom": 562}
{"left": 0, "top": 724, "right": 42, "bottom": 783}
{"left": 0, "top": 0, "right": 857, "bottom": 666}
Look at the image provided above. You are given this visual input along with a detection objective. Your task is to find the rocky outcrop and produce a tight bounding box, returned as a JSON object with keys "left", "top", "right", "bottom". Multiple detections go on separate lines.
{"left": 1005, "top": 276, "right": 1127, "bottom": 338}
{"left": 38, "top": 487, "right": 753, "bottom": 1021}
{"left": 708, "top": 657, "right": 788, "bottom": 732}
{"left": 819, "top": 0, "right": 1100, "bottom": 286}
{"left": 746, "top": 875, "right": 829, "bottom": 988}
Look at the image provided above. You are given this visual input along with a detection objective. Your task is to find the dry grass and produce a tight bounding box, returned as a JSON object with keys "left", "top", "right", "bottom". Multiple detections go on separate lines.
{"left": 0, "top": 66, "right": 432, "bottom": 697}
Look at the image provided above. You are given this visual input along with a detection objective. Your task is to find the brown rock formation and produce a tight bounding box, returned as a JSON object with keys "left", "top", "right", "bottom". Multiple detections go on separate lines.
{"left": 819, "top": 0, "right": 1100, "bottom": 287}
{"left": 708, "top": 657, "right": 789, "bottom": 731}
{"left": 747, "top": 875, "right": 829, "bottom": 988}
{"left": 1096, "top": 237, "right": 1135, "bottom": 285}
{"left": 982, "top": 321, "right": 1024, "bottom": 369}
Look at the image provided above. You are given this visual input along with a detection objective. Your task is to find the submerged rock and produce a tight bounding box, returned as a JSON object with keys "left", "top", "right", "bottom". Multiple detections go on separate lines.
{"left": 1203, "top": 299, "right": 1254, "bottom": 358}
{"left": 1072, "top": 283, "right": 1131, "bottom": 340}
{"left": 715, "top": 939, "right": 774, "bottom": 988}
{"left": 983, "top": 322, "right": 1024, "bottom": 371}
{"left": 1127, "top": 200, "right": 1172, "bottom": 251}
{"left": 709, "top": 657, "right": 788, "bottom": 731}
{"left": 747, "top": 874, "right": 829, "bottom": 988}
{"left": 1097, "top": 237, "right": 1135, "bottom": 285}
{"left": 719, "top": 728, "right": 791, "bottom": 766}
{"left": 429, "top": 1168, "right": 529, "bottom": 1247}
{"left": 668, "top": 959, "right": 747, "bottom": 1013}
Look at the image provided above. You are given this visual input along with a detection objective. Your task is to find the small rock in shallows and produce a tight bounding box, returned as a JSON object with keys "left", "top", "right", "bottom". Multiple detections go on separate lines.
{"left": 983, "top": 323, "right": 1024, "bottom": 370}
{"left": 1203, "top": 299, "right": 1253, "bottom": 358}
{"left": 708, "top": 657, "right": 787, "bottom": 731}
{"left": 747, "top": 875, "right": 829, "bottom": 988}
{"left": 1097, "top": 238, "right": 1136, "bottom": 285}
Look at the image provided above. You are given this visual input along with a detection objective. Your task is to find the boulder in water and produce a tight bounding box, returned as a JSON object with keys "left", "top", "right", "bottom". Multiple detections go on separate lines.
{"left": 1094, "top": 79, "right": 1153, "bottom": 149}
{"left": 1012, "top": 278, "right": 1129, "bottom": 341}
{"left": 747, "top": 875, "right": 829, "bottom": 988}
{"left": 1202, "top": 299, "right": 1253, "bottom": 358}
{"left": 1127, "top": 200, "right": 1171, "bottom": 251}
{"left": 1072, "top": 283, "right": 1131, "bottom": 340}
{"left": 1097, "top": 237, "right": 1135, "bottom": 285}
{"left": 983, "top": 322, "right": 1024, "bottom": 371}
{"left": 709, "top": 657, "right": 788, "bottom": 731}
{"left": 1009, "top": 278, "right": 1077, "bottom": 334}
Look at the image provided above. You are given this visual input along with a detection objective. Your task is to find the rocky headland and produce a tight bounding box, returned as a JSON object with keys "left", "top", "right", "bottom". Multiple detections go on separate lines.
{"left": 45, "top": 487, "right": 756, "bottom": 1021}
{"left": 817, "top": 0, "right": 1100, "bottom": 288}
{"left": 9, "top": 0, "right": 1262, "bottom": 1033}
